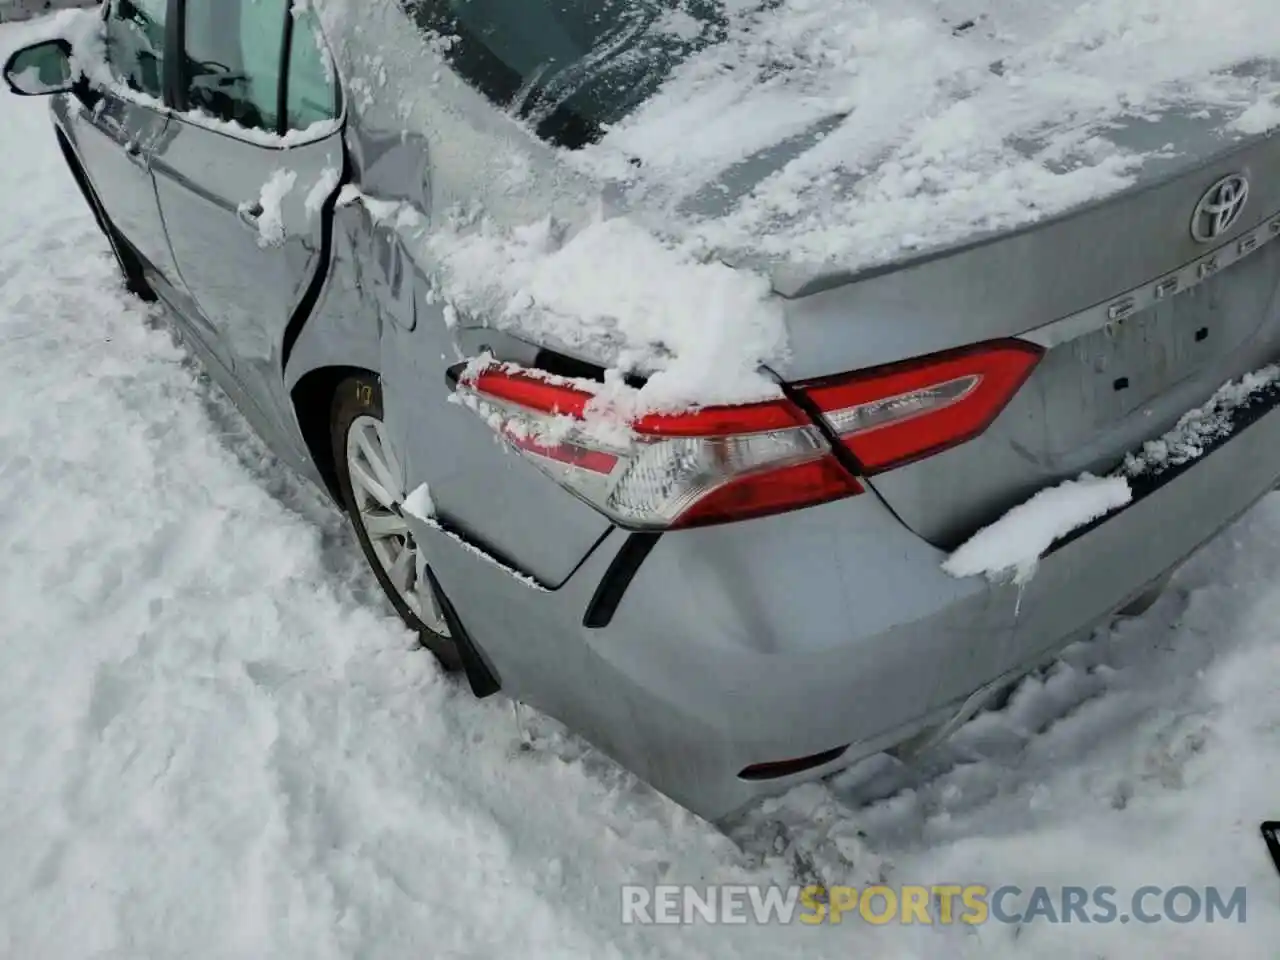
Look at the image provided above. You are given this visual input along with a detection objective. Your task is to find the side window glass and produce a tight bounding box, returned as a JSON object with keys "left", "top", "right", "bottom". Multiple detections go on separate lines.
{"left": 104, "top": 0, "right": 167, "bottom": 100}
{"left": 182, "top": 0, "right": 288, "bottom": 132}
{"left": 285, "top": 7, "right": 340, "bottom": 131}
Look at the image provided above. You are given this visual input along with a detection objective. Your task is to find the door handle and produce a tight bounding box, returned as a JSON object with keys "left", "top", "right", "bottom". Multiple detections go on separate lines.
{"left": 237, "top": 201, "right": 264, "bottom": 228}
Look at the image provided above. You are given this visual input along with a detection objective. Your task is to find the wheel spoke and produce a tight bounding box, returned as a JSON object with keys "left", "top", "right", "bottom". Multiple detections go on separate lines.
{"left": 363, "top": 511, "right": 410, "bottom": 539}
{"left": 356, "top": 427, "right": 402, "bottom": 504}
{"left": 416, "top": 577, "right": 447, "bottom": 632}
{"left": 345, "top": 413, "right": 450, "bottom": 639}
{"left": 368, "top": 538, "right": 396, "bottom": 573}
{"left": 350, "top": 459, "right": 398, "bottom": 511}
{"left": 373, "top": 421, "right": 404, "bottom": 499}
{"left": 386, "top": 542, "right": 414, "bottom": 595}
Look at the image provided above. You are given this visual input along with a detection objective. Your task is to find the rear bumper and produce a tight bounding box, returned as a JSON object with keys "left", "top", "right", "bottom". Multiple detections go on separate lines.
{"left": 412, "top": 377, "right": 1280, "bottom": 821}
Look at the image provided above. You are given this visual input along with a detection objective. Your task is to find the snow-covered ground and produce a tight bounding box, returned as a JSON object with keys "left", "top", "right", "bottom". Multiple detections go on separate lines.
{"left": 4, "top": 16, "right": 1280, "bottom": 958}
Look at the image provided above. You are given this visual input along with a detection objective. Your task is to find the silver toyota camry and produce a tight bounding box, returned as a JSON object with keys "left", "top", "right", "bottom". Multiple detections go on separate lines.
{"left": 6, "top": 0, "right": 1280, "bottom": 819}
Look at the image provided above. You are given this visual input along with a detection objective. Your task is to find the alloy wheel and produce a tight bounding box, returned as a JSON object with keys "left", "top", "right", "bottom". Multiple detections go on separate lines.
{"left": 344, "top": 414, "right": 450, "bottom": 637}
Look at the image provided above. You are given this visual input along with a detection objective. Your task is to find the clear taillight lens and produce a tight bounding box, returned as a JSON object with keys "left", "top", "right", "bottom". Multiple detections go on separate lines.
{"left": 605, "top": 427, "right": 843, "bottom": 527}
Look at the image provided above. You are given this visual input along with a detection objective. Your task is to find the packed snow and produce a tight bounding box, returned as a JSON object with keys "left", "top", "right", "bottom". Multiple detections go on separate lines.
{"left": 425, "top": 214, "right": 787, "bottom": 414}
{"left": 946, "top": 364, "right": 1280, "bottom": 587}
{"left": 401, "top": 482, "right": 435, "bottom": 523}
{"left": 304, "top": 166, "right": 342, "bottom": 222}
{"left": 1125, "top": 365, "right": 1280, "bottom": 478}
{"left": 580, "top": 0, "right": 1280, "bottom": 271}
{"left": 944, "top": 475, "right": 1134, "bottom": 585}
{"left": 247, "top": 169, "right": 298, "bottom": 249}
{"left": 8, "top": 14, "right": 1280, "bottom": 960}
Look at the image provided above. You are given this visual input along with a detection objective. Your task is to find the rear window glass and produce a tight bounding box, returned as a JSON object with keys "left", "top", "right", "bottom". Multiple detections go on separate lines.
{"left": 402, "top": 0, "right": 735, "bottom": 148}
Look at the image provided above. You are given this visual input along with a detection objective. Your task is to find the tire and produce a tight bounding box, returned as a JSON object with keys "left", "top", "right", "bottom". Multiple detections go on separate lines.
{"left": 330, "top": 373, "right": 462, "bottom": 672}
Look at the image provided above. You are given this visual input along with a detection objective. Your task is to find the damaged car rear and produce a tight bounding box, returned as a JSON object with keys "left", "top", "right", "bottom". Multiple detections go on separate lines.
{"left": 9, "top": 0, "right": 1280, "bottom": 819}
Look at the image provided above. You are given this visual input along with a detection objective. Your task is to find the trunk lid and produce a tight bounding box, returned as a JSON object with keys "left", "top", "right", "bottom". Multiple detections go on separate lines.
{"left": 774, "top": 124, "right": 1280, "bottom": 548}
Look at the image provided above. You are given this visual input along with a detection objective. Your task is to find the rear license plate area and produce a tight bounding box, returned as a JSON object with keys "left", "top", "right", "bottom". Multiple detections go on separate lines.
{"left": 1064, "top": 248, "right": 1278, "bottom": 429}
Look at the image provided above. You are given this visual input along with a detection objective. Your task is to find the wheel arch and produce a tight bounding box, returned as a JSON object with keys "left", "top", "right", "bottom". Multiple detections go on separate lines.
{"left": 290, "top": 364, "right": 379, "bottom": 502}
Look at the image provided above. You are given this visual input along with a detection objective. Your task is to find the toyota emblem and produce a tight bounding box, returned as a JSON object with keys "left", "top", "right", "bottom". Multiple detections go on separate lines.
{"left": 1191, "top": 174, "right": 1250, "bottom": 244}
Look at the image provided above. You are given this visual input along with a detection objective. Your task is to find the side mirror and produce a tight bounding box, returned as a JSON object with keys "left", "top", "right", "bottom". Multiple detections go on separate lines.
{"left": 3, "top": 39, "right": 75, "bottom": 97}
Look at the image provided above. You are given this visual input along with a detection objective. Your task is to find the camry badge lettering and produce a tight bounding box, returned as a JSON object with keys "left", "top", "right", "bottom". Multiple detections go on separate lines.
{"left": 1108, "top": 298, "right": 1137, "bottom": 321}
{"left": 1029, "top": 202, "right": 1280, "bottom": 349}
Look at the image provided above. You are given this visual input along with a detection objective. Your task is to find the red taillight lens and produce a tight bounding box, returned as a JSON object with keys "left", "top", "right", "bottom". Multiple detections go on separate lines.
{"left": 799, "top": 341, "right": 1042, "bottom": 473}
{"left": 456, "top": 341, "right": 1040, "bottom": 530}
{"left": 668, "top": 455, "right": 859, "bottom": 529}
{"left": 469, "top": 368, "right": 593, "bottom": 419}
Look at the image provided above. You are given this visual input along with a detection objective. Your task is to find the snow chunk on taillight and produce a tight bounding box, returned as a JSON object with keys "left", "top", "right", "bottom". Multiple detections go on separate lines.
{"left": 454, "top": 365, "right": 861, "bottom": 530}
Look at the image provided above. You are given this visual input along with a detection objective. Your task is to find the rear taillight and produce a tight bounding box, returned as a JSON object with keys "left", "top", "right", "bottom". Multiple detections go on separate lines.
{"left": 455, "top": 341, "right": 1040, "bottom": 530}
{"left": 800, "top": 341, "right": 1043, "bottom": 473}
{"left": 457, "top": 366, "right": 859, "bottom": 529}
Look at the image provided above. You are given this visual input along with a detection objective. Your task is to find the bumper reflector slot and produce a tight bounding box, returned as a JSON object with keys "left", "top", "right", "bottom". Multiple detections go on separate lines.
{"left": 738, "top": 745, "right": 848, "bottom": 781}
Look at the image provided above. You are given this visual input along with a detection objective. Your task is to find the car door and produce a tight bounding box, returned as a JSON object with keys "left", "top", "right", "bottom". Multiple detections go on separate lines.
{"left": 63, "top": 0, "right": 182, "bottom": 294}
{"left": 149, "top": 0, "right": 344, "bottom": 445}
